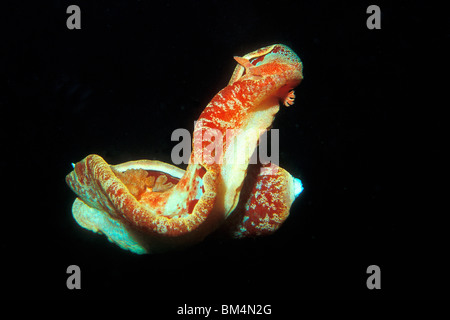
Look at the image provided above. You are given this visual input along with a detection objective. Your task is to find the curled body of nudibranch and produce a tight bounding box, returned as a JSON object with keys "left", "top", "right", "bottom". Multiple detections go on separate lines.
{"left": 66, "top": 44, "right": 304, "bottom": 254}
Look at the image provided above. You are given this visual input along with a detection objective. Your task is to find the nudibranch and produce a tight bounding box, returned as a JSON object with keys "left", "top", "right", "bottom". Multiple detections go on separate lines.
{"left": 66, "top": 44, "right": 304, "bottom": 254}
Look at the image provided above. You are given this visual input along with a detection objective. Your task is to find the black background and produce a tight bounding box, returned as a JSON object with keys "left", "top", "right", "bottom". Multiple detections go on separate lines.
{"left": 2, "top": 0, "right": 447, "bottom": 302}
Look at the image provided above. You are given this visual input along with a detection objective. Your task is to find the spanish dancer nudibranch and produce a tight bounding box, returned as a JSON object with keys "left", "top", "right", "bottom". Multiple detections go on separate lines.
{"left": 66, "top": 44, "right": 304, "bottom": 254}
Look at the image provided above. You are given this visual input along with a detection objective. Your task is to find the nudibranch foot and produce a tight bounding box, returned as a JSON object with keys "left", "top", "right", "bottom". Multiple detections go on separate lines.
{"left": 72, "top": 197, "right": 149, "bottom": 254}
{"left": 68, "top": 157, "right": 303, "bottom": 253}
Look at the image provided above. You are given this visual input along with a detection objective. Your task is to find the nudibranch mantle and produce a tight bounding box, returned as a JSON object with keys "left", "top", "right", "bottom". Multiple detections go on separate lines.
{"left": 66, "top": 44, "right": 304, "bottom": 254}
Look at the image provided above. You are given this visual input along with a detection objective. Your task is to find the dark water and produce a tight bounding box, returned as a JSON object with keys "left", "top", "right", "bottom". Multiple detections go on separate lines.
{"left": 2, "top": 0, "right": 447, "bottom": 302}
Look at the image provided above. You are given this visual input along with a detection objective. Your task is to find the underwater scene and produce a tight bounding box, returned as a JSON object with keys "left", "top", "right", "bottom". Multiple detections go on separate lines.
{"left": 2, "top": 0, "right": 447, "bottom": 303}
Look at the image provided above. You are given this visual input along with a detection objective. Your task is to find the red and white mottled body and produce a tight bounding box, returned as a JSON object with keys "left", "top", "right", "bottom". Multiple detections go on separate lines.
{"left": 66, "top": 44, "right": 304, "bottom": 253}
